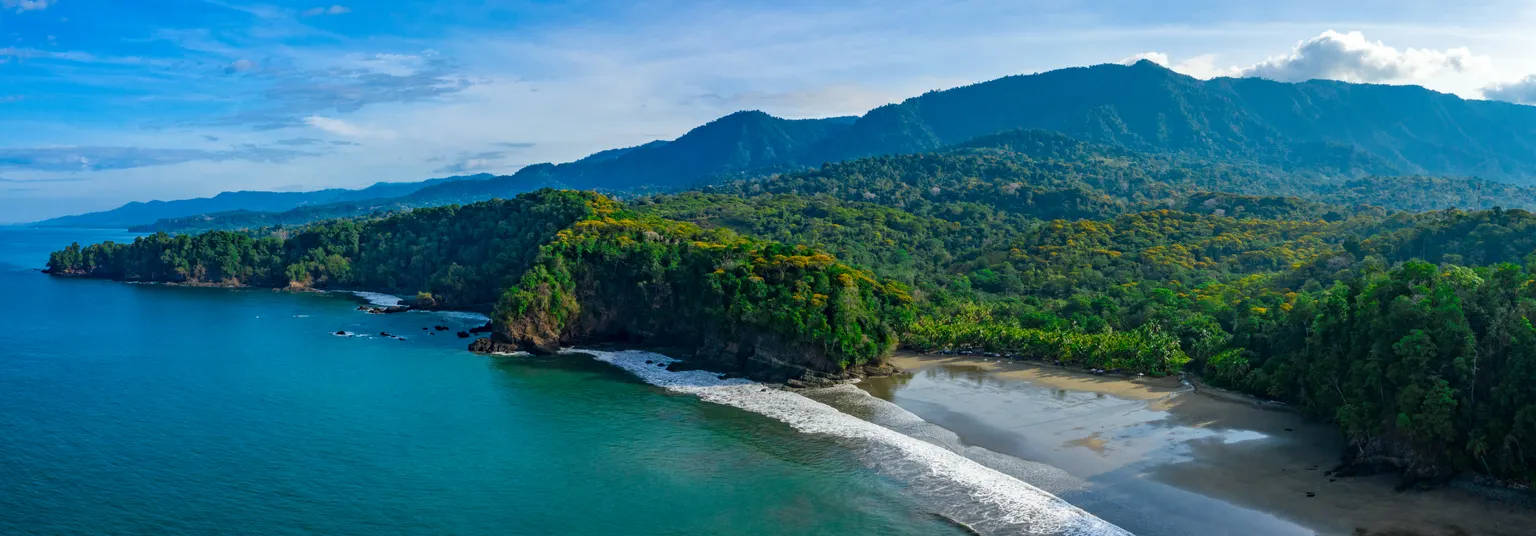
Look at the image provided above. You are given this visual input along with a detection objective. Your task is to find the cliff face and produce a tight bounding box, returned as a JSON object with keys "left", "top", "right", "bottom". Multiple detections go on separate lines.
{"left": 486, "top": 216, "right": 912, "bottom": 383}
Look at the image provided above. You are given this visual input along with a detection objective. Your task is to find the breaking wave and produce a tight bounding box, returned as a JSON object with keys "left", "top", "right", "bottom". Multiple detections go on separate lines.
{"left": 578, "top": 349, "right": 1130, "bottom": 536}
{"left": 345, "top": 291, "right": 404, "bottom": 306}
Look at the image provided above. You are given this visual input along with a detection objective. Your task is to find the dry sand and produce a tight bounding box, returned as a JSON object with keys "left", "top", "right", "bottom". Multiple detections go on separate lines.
{"left": 863, "top": 352, "right": 1536, "bottom": 536}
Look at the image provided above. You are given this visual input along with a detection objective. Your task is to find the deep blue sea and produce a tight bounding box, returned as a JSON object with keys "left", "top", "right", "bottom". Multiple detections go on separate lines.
{"left": 0, "top": 227, "right": 989, "bottom": 536}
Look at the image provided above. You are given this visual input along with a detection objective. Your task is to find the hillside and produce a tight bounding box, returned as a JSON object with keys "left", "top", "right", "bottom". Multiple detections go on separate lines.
{"left": 36, "top": 174, "right": 494, "bottom": 229}
{"left": 706, "top": 129, "right": 1536, "bottom": 218}
{"left": 136, "top": 129, "right": 1536, "bottom": 234}
{"left": 811, "top": 60, "right": 1536, "bottom": 178}
{"left": 497, "top": 111, "right": 856, "bottom": 193}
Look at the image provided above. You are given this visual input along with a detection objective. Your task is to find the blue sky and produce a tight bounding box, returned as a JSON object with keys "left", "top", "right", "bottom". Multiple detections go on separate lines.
{"left": 4, "top": 0, "right": 1536, "bottom": 222}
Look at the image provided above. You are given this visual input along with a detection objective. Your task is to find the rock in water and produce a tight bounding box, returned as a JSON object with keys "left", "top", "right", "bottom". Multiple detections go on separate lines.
{"left": 467, "top": 337, "right": 518, "bottom": 353}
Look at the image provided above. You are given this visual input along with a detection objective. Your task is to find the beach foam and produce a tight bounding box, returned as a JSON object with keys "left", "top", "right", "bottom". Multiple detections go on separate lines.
{"left": 579, "top": 349, "right": 1130, "bottom": 536}
{"left": 346, "top": 291, "right": 403, "bottom": 306}
{"left": 428, "top": 310, "right": 491, "bottom": 324}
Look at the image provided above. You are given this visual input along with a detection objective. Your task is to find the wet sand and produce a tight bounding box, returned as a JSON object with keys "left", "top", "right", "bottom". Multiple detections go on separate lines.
{"left": 861, "top": 352, "right": 1536, "bottom": 536}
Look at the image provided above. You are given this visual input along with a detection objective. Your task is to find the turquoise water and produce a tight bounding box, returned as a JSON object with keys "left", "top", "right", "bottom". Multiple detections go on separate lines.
{"left": 0, "top": 227, "right": 968, "bottom": 536}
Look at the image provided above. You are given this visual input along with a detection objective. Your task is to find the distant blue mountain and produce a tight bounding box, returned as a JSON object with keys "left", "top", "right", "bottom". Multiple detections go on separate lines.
{"left": 34, "top": 174, "right": 493, "bottom": 228}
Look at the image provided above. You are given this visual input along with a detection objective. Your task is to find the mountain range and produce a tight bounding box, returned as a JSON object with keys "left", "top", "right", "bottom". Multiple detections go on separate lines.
{"left": 35, "top": 174, "right": 496, "bottom": 229}
{"left": 39, "top": 60, "right": 1536, "bottom": 230}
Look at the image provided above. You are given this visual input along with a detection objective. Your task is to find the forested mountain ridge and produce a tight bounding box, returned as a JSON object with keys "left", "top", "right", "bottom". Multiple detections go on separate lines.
{"left": 810, "top": 60, "right": 1536, "bottom": 179}
{"left": 36, "top": 173, "right": 494, "bottom": 229}
{"left": 705, "top": 129, "right": 1536, "bottom": 219}
{"left": 134, "top": 128, "right": 1536, "bottom": 235}
{"left": 53, "top": 60, "right": 1536, "bottom": 231}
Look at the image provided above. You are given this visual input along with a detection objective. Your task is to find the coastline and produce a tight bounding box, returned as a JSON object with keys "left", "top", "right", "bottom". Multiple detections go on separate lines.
{"left": 47, "top": 270, "right": 500, "bottom": 319}
{"left": 867, "top": 353, "right": 1536, "bottom": 536}
{"left": 572, "top": 348, "right": 1132, "bottom": 535}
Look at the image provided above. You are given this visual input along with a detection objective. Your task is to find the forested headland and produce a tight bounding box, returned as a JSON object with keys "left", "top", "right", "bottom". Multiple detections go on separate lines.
{"left": 47, "top": 126, "right": 1536, "bottom": 489}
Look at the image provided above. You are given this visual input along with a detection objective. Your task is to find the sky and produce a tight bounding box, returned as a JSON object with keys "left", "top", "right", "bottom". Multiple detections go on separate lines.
{"left": 4, "top": 0, "right": 1536, "bottom": 223}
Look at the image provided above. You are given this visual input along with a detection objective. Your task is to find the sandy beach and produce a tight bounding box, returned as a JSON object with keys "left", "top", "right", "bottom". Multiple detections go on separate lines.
{"left": 861, "top": 352, "right": 1536, "bottom": 536}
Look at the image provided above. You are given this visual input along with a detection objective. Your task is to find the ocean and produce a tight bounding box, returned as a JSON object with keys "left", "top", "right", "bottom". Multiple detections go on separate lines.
{"left": 0, "top": 226, "right": 1124, "bottom": 536}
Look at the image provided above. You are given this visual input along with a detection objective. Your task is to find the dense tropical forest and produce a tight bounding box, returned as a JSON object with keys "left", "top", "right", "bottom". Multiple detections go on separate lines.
{"left": 46, "top": 119, "right": 1536, "bottom": 488}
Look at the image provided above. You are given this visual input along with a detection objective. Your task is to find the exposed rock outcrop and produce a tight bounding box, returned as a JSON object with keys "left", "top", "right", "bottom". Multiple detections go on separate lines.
{"left": 468, "top": 337, "right": 520, "bottom": 354}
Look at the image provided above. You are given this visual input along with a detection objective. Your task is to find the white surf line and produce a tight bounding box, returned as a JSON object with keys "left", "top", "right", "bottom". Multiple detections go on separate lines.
{"left": 427, "top": 310, "right": 491, "bottom": 323}
{"left": 577, "top": 349, "right": 1131, "bottom": 536}
{"left": 334, "top": 291, "right": 488, "bottom": 323}
{"left": 344, "top": 290, "right": 404, "bottom": 306}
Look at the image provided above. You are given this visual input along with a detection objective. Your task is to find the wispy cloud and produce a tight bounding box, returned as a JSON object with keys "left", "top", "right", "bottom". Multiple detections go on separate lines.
{"left": 432, "top": 150, "right": 516, "bottom": 174}
{"left": 302, "top": 5, "right": 351, "bottom": 17}
{"left": 1, "top": 0, "right": 53, "bottom": 13}
{"left": 0, "top": 175, "right": 87, "bottom": 183}
{"left": 303, "top": 115, "right": 393, "bottom": 138}
{"left": 209, "top": 52, "right": 473, "bottom": 130}
{"left": 0, "top": 146, "right": 318, "bottom": 172}
{"left": 273, "top": 137, "right": 326, "bottom": 146}
{"left": 225, "top": 58, "right": 259, "bottom": 74}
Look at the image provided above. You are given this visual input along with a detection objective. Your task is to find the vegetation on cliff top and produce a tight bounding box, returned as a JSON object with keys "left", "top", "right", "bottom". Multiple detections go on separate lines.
{"left": 47, "top": 190, "right": 607, "bottom": 309}
{"left": 496, "top": 214, "right": 911, "bottom": 370}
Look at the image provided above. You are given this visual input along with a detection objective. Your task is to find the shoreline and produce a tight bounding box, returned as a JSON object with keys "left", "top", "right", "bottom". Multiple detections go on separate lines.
{"left": 573, "top": 348, "right": 1132, "bottom": 535}
{"left": 868, "top": 354, "right": 1536, "bottom": 536}
{"left": 47, "top": 271, "right": 499, "bottom": 317}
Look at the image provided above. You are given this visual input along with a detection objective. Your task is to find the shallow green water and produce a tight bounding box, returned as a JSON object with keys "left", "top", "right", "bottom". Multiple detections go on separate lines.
{"left": 0, "top": 227, "right": 964, "bottom": 536}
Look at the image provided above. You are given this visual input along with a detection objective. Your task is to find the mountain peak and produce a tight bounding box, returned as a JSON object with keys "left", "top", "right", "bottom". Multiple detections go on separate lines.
{"left": 711, "top": 109, "right": 779, "bottom": 125}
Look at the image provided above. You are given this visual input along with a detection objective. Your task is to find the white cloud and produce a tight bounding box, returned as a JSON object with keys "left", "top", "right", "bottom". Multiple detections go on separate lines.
{"left": 1120, "top": 52, "right": 1170, "bottom": 67}
{"left": 1238, "top": 30, "right": 1491, "bottom": 83}
{"left": 1120, "top": 51, "right": 1232, "bottom": 79}
{"left": 303, "top": 115, "right": 393, "bottom": 139}
{"left": 226, "top": 59, "right": 258, "bottom": 73}
{"left": 302, "top": 5, "right": 350, "bottom": 17}
{"left": 1169, "top": 54, "right": 1231, "bottom": 79}
{"left": 1484, "top": 75, "right": 1536, "bottom": 104}
{"left": 1, "top": 0, "right": 53, "bottom": 13}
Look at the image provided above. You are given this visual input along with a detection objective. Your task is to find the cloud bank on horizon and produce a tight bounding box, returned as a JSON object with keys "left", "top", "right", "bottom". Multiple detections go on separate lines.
{"left": 4, "top": 0, "right": 1536, "bottom": 222}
